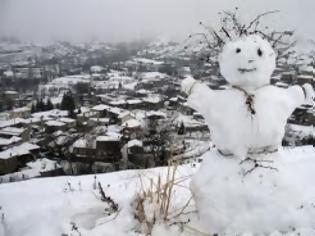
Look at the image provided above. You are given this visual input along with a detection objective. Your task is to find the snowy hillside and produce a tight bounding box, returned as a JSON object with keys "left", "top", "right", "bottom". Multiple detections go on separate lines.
{"left": 1, "top": 146, "right": 315, "bottom": 236}
{"left": 0, "top": 163, "right": 197, "bottom": 236}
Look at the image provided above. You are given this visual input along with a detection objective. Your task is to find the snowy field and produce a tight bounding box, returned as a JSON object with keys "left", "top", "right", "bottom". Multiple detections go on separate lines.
{"left": 0, "top": 163, "right": 197, "bottom": 236}
{"left": 1, "top": 146, "right": 315, "bottom": 236}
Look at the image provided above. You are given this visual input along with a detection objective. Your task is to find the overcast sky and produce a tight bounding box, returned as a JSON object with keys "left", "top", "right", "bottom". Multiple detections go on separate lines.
{"left": 0, "top": 0, "right": 314, "bottom": 43}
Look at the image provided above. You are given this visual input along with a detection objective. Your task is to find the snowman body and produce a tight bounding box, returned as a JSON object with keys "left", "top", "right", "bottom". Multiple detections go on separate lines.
{"left": 188, "top": 83, "right": 304, "bottom": 157}
{"left": 185, "top": 35, "right": 307, "bottom": 157}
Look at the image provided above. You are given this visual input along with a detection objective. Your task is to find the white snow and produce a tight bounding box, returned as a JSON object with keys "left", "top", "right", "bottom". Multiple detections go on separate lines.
{"left": 133, "top": 58, "right": 164, "bottom": 66}
{"left": 32, "top": 109, "right": 68, "bottom": 119}
{"left": 110, "top": 100, "right": 127, "bottom": 106}
{"left": 96, "top": 134, "right": 121, "bottom": 142}
{"left": 92, "top": 104, "right": 110, "bottom": 111}
{"left": 145, "top": 111, "right": 167, "bottom": 118}
{"left": 0, "top": 137, "right": 22, "bottom": 146}
{"left": 90, "top": 65, "right": 104, "bottom": 73}
{"left": 0, "top": 142, "right": 39, "bottom": 160}
{"left": 173, "top": 114, "right": 204, "bottom": 128}
{"left": 0, "top": 158, "right": 61, "bottom": 183}
{"left": 58, "top": 117, "right": 76, "bottom": 124}
{"left": 123, "top": 82, "right": 138, "bottom": 90}
{"left": 73, "top": 138, "right": 96, "bottom": 149}
{"left": 191, "top": 146, "right": 315, "bottom": 235}
{"left": 184, "top": 35, "right": 312, "bottom": 157}
{"left": 141, "top": 72, "right": 168, "bottom": 80}
{"left": 12, "top": 107, "right": 30, "bottom": 113}
{"left": 45, "top": 120, "right": 66, "bottom": 127}
{"left": 1, "top": 147, "right": 315, "bottom": 235}
{"left": 219, "top": 35, "right": 276, "bottom": 91}
{"left": 0, "top": 127, "right": 25, "bottom": 136}
{"left": 0, "top": 164, "right": 195, "bottom": 236}
{"left": 179, "top": 35, "right": 315, "bottom": 236}
{"left": 3, "top": 70, "right": 14, "bottom": 77}
{"left": 126, "top": 99, "right": 142, "bottom": 105}
{"left": 51, "top": 74, "right": 91, "bottom": 86}
{"left": 127, "top": 139, "right": 143, "bottom": 148}
{"left": 122, "top": 119, "right": 141, "bottom": 128}
{"left": 0, "top": 118, "right": 27, "bottom": 129}
{"left": 143, "top": 95, "right": 161, "bottom": 104}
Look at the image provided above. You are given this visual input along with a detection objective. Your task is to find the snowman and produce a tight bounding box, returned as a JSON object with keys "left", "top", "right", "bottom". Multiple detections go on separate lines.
{"left": 181, "top": 35, "right": 315, "bottom": 234}
{"left": 182, "top": 34, "right": 314, "bottom": 158}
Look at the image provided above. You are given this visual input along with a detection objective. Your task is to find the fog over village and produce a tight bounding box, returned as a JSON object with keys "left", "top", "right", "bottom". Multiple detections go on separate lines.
{"left": 0, "top": 0, "right": 314, "bottom": 236}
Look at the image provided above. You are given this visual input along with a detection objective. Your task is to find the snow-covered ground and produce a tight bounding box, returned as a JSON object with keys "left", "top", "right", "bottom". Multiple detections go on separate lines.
{"left": 1, "top": 146, "right": 315, "bottom": 236}
{"left": 0, "top": 164, "right": 197, "bottom": 236}
{"left": 192, "top": 145, "right": 315, "bottom": 235}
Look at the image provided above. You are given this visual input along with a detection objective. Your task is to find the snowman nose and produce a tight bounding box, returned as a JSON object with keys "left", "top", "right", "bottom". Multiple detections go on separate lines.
{"left": 248, "top": 59, "right": 254, "bottom": 63}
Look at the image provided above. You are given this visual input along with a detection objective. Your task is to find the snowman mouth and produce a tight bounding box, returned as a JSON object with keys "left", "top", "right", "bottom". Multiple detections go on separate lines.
{"left": 238, "top": 68, "right": 257, "bottom": 74}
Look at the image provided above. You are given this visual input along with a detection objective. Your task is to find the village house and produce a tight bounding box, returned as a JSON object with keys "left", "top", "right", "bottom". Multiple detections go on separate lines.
{"left": 121, "top": 118, "right": 142, "bottom": 140}
{"left": 175, "top": 114, "right": 209, "bottom": 135}
{"left": 72, "top": 137, "right": 96, "bottom": 159}
{"left": 144, "top": 111, "right": 167, "bottom": 134}
{"left": 88, "top": 117, "right": 110, "bottom": 127}
{"left": 109, "top": 99, "right": 127, "bottom": 109}
{"left": 0, "top": 142, "right": 40, "bottom": 175}
{"left": 0, "top": 126, "right": 30, "bottom": 141}
{"left": 167, "top": 97, "right": 179, "bottom": 110}
{"left": 279, "top": 71, "right": 296, "bottom": 85}
{"left": 10, "top": 107, "right": 31, "bottom": 119}
{"left": 142, "top": 95, "right": 164, "bottom": 110}
{"left": 0, "top": 136, "right": 22, "bottom": 151}
{"left": 45, "top": 120, "right": 67, "bottom": 133}
{"left": 179, "top": 102, "right": 195, "bottom": 116}
{"left": 296, "top": 74, "right": 314, "bottom": 87}
{"left": 1, "top": 90, "right": 19, "bottom": 101}
{"left": 72, "top": 130, "right": 123, "bottom": 165}
{"left": 92, "top": 104, "right": 127, "bottom": 124}
{"left": 96, "top": 134, "right": 122, "bottom": 164}
{"left": 289, "top": 105, "right": 315, "bottom": 126}
{"left": 126, "top": 58, "right": 164, "bottom": 72}
{"left": 125, "top": 99, "right": 143, "bottom": 110}
{"left": 126, "top": 139, "right": 147, "bottom": 167}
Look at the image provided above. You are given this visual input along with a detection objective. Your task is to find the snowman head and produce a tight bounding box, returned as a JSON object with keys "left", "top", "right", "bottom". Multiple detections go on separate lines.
{"left": 219, "top": 35, "right": 276, "bottom": 91}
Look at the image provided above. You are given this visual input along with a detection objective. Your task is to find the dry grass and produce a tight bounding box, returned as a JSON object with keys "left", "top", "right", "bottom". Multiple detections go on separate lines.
{"left": 133, "top": 162, "right": 195, "bottom": 235}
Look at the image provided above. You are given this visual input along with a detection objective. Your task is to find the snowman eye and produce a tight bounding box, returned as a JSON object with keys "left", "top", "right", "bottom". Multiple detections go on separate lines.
{"left": 257, "top": 48, "right": 263, "bottom": 57}
{"left": 236, "top": 48, "right": 241, "bottom": 53}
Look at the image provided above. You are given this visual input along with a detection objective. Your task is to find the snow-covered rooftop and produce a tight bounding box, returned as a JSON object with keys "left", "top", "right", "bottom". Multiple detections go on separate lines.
{"left": 143, "top": 95, "right": 161, "bottom": 104}
{"left": 109, "top": 100, "right": 127, "bottom": 106}
{"left": 0, "top": 127, "right": 25, "bottom": 136}
{"left": 32, "top": 109, "right": 68, "bottom": 119}
{"left": 58, "top": 117, "right": 76, "bottom": 124}
{"left": 126, "top": 99, "right": 142, "bottom": 105}
{"left": 0, "top": 118, "right": 27, "bottom": 128}
{"left": 122, "top": 119, "right": 141, "bottom": 128}
{"left": 12, "top": 107, "right": 30, "bottom": 113}
{"left": 133, "top": 58, "right": 164, "bottom": 65}
{"left": 174, "top": 114, "right": 205, "bottom": 128}
{"left": 141, "top": 72, "right": 168, "bottom": 80}
{"left": 0, "top": 136, "right": 22, "bottom": 146}
{"left": 128, "top": 139, "right": 143, "bottom": 148}
{"left": 0, "top": 142, "right": 39, "bottom": 160}
{"left": 92, "top": 104, "right": 110, "bottom": 111}
{"left": 45, "top": 120, "right": 66, "bottom": 127}
{"left": 96, "top": 134, "right": 121, "bottom": 142}
{"left": 146, "top": 111, "right": 167, "bottom": 118}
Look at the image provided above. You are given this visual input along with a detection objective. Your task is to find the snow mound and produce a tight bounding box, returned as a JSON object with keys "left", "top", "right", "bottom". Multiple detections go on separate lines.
{"left": 1, "top": 146, "right": 315, "bottom": 236}
{"left": 191, "top": 146, "right": 315, "bottom": 235}
{"left": 0, "top": 166, "right": 195, "bottom": 236}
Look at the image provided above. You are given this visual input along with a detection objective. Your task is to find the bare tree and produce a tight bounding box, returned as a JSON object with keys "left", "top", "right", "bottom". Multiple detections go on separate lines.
{"left": 185, "top": 8, "right": 296, "bottom": 64}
